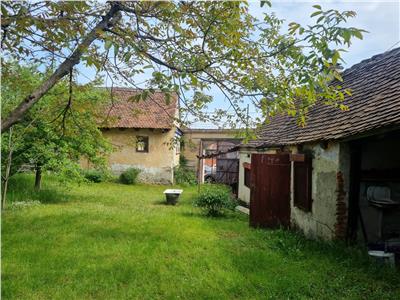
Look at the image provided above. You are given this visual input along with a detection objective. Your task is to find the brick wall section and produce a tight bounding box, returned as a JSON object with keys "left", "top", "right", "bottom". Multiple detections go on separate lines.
{"left": 335, "top": 171, "right": 347, "bottom": 239}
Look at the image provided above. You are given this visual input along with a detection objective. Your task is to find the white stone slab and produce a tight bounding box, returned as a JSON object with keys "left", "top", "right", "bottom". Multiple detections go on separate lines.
{"left": 235, "top": 205, "right": 249, "bottom": 215}
{"left": 164, "top": 189, "right": 183, "bottom": 194}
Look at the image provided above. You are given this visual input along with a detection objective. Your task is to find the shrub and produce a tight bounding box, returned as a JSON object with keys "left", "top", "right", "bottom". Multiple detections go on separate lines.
{"left": 174, "top": 155, "right": 197, "bottom": 185}
{"left": 194, "top": 184, "right": 235, "bottom": 216}
{"left": 179, "top": 155, "right": 189, "bottom": 166}
{"left": 83, "top": 169, "right": 106, "bottom": 183}
{"left": 119, "top": 168, "right": 141, "bottom": 185}
{"left": 174, "top": 165, "right": 197, "bottom": 185}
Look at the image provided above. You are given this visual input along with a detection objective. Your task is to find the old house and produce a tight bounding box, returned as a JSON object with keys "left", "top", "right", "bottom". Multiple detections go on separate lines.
{"left": 82, "top": 88, "right": 181, "bottom": 184}
{"left": 238, "top": 48, "right": 400, "bottom": 244}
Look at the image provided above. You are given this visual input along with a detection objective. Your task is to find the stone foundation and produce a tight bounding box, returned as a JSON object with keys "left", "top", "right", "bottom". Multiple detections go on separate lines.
{"left": 110, "top": 163, "right": 173, "bottom": 184}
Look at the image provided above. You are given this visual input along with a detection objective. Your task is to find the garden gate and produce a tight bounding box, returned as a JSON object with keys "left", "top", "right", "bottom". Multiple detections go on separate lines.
{"left": 199, "top": 139, "right": 240, "bottom": 195}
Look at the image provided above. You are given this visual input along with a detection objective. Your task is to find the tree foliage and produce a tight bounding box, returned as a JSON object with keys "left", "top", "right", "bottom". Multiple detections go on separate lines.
{"left": 1, "top": 1, "right": 366, "bottom": 131}
{"left": 1, "top": 62, "right": 111, "bottom": 184}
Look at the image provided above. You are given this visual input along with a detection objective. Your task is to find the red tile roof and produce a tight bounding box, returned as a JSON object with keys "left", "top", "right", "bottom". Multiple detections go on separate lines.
{"left": 100, "top": 88, "right": 178, "bottom": 129}
{"left": 246, "top": 47, "right": 400, "bottom": 148}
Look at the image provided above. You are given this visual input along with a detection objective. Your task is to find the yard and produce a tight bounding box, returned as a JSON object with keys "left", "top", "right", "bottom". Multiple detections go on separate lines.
{"left": 2, "top": 175, "right": 399, "bottom": 299}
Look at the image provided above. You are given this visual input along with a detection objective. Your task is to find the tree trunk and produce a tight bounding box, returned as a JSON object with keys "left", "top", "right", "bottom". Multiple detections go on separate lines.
{"left": 2, "top": 177, "right": 9, "bottom": 210}
{"left": 2, "top": 128, "right": 13, "bottom": 210}
{"left": 34, "top": 166, "right": 42, "bottom": 191}
{"left": 1, "top": 3, "right": 122, "bottom": 133}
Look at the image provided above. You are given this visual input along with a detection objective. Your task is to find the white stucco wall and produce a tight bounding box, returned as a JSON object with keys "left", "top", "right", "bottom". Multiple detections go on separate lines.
{"left": 238, "top": 151, "right": 252, "bottom": 203}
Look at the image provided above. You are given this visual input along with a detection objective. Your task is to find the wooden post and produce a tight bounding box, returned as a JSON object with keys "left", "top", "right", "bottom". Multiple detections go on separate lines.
{"left": 197, "top": 156, "right": 201, "bottom": 194}
{"left": 197, "top": 140, "right": 202, "bottom": 194}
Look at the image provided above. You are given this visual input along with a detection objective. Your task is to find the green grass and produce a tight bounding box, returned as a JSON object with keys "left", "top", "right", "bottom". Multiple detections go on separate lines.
{"left": 2, "top": 174, "right": 399, "bottom": 299}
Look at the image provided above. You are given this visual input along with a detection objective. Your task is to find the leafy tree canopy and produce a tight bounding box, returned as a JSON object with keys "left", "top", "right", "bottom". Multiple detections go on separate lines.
{"left": 1, "top": 62, "right": 111, "bottom": 182}
{"left": 1, "top": 1, "right": 366, "bottom": 132}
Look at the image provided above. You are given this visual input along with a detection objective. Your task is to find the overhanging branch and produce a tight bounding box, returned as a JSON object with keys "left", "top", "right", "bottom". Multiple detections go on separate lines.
{"left": 1, "top": 2, "right": 122, "bottom": 133}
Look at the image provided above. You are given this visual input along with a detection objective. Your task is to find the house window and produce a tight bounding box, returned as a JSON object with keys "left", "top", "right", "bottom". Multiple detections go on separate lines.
{"left": 293, "top": 156, "right": 312, "bottom": 212}
{"left": 136, "top": 136, "right": 149, "bottom": 153}
{"left": 243, "top": 162, "right": 251, "bottom": 188}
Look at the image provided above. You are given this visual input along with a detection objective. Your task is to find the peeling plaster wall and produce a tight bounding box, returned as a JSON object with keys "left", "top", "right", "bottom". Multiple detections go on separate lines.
{"left": 290, "top": 142, "right": 350, "bottom": 240}
{"left": 83, "top": 128, "right": 179, "bottom": 184}
{"left": 237, "top": 142, "right": 351, "bottom": 240}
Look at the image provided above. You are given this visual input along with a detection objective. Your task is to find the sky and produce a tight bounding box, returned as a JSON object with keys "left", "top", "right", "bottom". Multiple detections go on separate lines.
{"left": 76, "top": 1, "right": 400, "bottom": 128}
{"left": 255, "top": 0, "right": 400, "bottom": 68}
{"left": 203, "top": 0, "right": 400, "bottom": 128}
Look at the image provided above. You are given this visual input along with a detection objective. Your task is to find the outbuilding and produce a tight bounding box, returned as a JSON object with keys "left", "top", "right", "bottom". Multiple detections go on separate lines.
{"left": 238, "top": 48, "right": 400, "bottom": 246}
{"left": 81, "top": 88, "right": 181, "bottom": 184}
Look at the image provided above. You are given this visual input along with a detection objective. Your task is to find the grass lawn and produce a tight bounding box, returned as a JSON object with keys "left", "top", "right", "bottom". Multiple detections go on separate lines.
{"left": 2, "top": 175, "right": 399, "bottom": 299}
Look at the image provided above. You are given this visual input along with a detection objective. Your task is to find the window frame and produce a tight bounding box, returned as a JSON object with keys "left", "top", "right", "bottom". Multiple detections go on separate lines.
{"left": 136, "top": 136, "right": 149, "bottom": 153}
{"left": 293, "top": 155, "right": 313, "bottom": 212}
{"left": 175, "top": 139, "right": 181, "bottom": 155}
{"left": 243, "top": 162, "right": 251, "bottom": 188}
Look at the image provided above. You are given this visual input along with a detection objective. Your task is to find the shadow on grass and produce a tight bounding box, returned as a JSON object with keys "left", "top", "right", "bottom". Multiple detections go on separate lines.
{"left": 6, "top": 174, "right": 76, "bottom": 205}
{"left": 180, "top": 210, "right": 239, "bottom": 220}
{"left": 152, "top": 199, "right": 169, "bottom": 206}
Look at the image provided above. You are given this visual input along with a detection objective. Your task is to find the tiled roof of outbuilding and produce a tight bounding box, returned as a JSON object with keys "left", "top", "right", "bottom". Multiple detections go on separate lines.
{"left": 246, "top": 47, "right": 400, "bottom": 148}
{"left": 100, "top": 88, "right": 178, "bottom": 129}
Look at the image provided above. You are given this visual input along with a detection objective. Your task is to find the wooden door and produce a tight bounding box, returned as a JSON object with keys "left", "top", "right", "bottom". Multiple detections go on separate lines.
{"left": 250, "top": 153, "right": 291, "bottom": 228}
{"left": 216, "top": 159, "right": 239, "bottom": 183}
{"left": 216, "top": 158, "right": 239, "bottom": 195}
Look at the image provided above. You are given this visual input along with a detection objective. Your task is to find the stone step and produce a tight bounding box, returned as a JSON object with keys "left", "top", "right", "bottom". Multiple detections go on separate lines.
{"left": 235, "top": 205, "right": 249, "bottom": 215}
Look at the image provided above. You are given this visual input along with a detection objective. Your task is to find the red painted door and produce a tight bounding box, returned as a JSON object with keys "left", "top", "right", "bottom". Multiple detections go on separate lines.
{"left": 250, "top": 153, "right": 291, "bottom": 228}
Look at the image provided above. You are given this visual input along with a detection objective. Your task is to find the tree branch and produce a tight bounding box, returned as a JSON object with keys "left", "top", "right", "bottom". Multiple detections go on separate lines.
{"left": 1, "top": 2, "right": 122, "bottom": 133}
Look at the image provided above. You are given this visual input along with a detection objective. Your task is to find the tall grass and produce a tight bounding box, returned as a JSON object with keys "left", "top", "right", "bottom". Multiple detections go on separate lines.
{"left": 5, "top": 173, "right": 70, "bottom": 204}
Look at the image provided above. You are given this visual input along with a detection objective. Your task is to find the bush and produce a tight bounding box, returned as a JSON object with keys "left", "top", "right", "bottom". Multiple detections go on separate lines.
{"left": 194, "top": 184, "right": 235, "bottom": 216}
{"left": 83, "top": 169, "right": 107, "bottom": 183}
{"left": 179, "top": 155, "right": 189, "bottom": 166}
{"left": 174, "top": 165, "right": 197, "bottom": 185}
{"left": 174, "top": 155, "right": 197, "bottom": 185}
{"left": 119, "top": 168, "right": 141, "bottom": 185}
